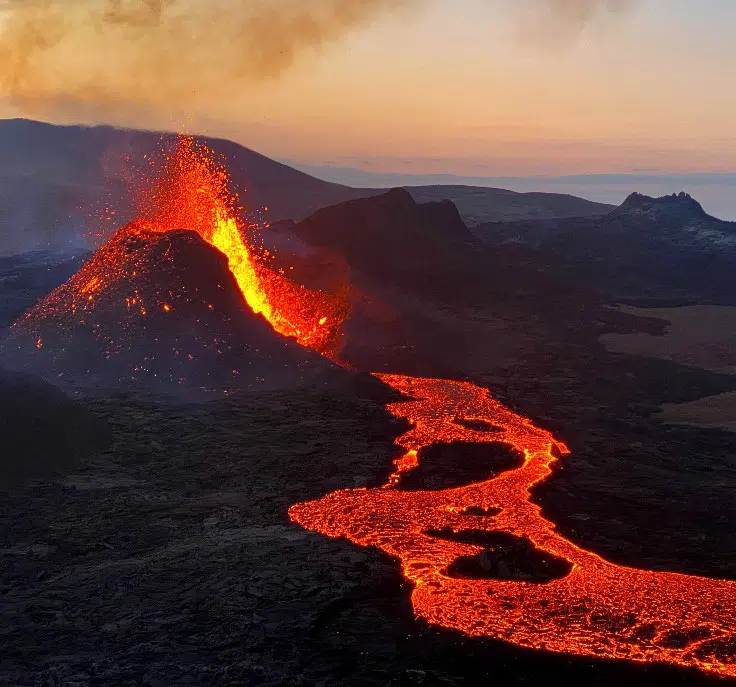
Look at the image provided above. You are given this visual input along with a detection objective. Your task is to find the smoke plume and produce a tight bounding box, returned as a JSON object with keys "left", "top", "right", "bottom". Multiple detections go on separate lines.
{"left": 0, "top": 0, "right": 636, "bottom": 120}
{"left": 512, "top": 0, "right": 637, "bottom": 46}
{"left": 0, "top": 0, "right": 419, "bottom": 117}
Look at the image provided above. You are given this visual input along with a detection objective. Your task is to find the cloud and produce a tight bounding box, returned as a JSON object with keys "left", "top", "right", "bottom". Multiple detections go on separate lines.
{"left": 0, "top": 0, "right": 637, "bottom": 122}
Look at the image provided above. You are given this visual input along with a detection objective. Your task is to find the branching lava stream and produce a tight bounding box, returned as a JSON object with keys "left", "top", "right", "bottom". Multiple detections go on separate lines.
{"left": 289, "top": 374, "right": 736, "bottom": 677}
{"left": 13, "top": 133, "right": 735, "bottom": 677}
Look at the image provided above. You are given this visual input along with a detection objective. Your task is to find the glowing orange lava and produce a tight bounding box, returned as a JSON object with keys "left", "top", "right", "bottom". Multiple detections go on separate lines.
{"left": 290, "top": 374, "right": 736, "bottom": 678}
{"left": 138, "top": 136, "right": 348, "bottom": 356}
{"left": 12, "top": 130, "right": 736, "bottom": 678}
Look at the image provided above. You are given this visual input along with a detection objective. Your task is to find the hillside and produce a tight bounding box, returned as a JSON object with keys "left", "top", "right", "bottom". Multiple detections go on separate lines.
{"left": 473, "top": 192, "right": 736, "bottom": 304}
{"left": 405, "top": 185, "right": 614, "bottom": 225}
{"left": 0, "top": 119, "right": 376, "bottom": 253}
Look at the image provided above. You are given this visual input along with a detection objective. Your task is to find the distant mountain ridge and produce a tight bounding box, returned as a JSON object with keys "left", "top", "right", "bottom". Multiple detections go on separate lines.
{"left": 404, "top": 185, "right": 614, "bottom": 225}
{"left": 0, "top": 118, "right": 618, "bottom": 253}
{"left": 473, "top": 191, "right": 736, "bottom": 304}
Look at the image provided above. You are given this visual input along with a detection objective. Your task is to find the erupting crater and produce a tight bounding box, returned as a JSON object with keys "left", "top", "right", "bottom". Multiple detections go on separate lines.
{"left": 7, "top": 131, "right": 736, "bottom": 679}
{"left": 138, "top": 137, "right": 349, "bottom": 356}
{"left": 7, "top": 137, "right": 350, "bottom": 386}
{"left": 290, "top": 374, "right": 736, "bottom": 678}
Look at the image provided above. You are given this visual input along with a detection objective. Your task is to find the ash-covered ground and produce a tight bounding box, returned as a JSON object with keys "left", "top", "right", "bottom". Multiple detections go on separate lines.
{"left": 2, "top": 194, "right": 736, "bottom": 686}
{"left": 0, "top": 383, "right": 728, "bottom": 686}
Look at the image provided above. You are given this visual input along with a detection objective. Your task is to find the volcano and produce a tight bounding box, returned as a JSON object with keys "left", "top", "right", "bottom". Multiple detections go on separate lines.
{"left": 3, "top": 220, "right": 342, "bottom": 391}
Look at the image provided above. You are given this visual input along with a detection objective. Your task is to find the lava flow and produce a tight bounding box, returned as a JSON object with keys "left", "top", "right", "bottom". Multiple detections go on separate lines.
{"left": 139, "top": 136, "right": 349, "bottom": 356}
{"left": 290, "top": 374, "right": 736, "bottom": 678}
{"left": 14, "top": 136, "right": 348, "bottom": 360}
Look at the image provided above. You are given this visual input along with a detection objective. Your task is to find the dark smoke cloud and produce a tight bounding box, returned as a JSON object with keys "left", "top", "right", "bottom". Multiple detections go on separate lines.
{"left": 0, "top": 0, "right": 420, "bottom": 117}
{"left": 0, "top": 0, "right": 636, "bottom": 120}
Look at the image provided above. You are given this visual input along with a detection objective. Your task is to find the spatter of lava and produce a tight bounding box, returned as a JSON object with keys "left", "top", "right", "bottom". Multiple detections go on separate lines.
{"left": 16, "top": 136, "right": 347, "bottom": 358}
{"left": 140, "top": 136, "right": 349, "bottom": 356}
{"left": 290, "top": 374, "right": 736, "bottom": 678}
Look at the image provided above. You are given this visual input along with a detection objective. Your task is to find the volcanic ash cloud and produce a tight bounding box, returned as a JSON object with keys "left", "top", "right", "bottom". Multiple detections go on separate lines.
{"left": 0, "top": 0, "right": 417, "bottom": 116}
{"left": 0, "top": 0, "right": 636, "bottom": 119}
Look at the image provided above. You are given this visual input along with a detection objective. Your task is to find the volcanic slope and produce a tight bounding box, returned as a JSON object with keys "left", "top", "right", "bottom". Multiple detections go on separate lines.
{"left": 292, "top": 188, "right": 483, "bottom": 299}
{"left": 3, "top": 220, "right": 345, "bottom": 393}
{"left": 0, "top": 118, "right": 375, "bottom": 239}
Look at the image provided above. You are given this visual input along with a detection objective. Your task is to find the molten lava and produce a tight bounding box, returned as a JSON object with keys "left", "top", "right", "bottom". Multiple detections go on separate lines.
{"left": 10, "top": 130, "right": 736, "bottom": 678}
{"left": 137, "top": 136, "right": 349, "bottom": 356}
{"left": 290, "top": 374, "right": 736, "bottom": 678}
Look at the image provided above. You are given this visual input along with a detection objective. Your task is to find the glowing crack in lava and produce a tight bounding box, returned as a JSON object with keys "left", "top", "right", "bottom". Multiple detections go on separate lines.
{"left": 290, "top": 374, "right": 736, "bottom": 677}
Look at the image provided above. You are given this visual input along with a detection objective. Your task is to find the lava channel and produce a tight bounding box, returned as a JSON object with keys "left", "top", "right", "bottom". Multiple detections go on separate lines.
{"left": 290, "top": 374, "right": 736, "bottom": 678}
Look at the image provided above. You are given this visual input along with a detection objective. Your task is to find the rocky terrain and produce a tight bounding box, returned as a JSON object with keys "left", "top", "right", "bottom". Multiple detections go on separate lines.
{"left": 1, "top": 376, "right": 731, "bottom": 686}
{"left": 2, "top": 190, "right": 736, "bottom": 685}
{"left": 473, "top": 192, "right": 736, "bottom": 304}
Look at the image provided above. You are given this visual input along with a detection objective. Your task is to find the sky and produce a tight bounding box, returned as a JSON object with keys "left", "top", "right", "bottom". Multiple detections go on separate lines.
{"left": 238, "top": 0, "right": 736, "bottom": 177}
{"left": 1, "top": 1, "right": 735, "bottom": 188}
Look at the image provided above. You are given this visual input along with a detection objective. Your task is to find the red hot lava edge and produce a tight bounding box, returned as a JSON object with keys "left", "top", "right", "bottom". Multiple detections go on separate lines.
{"left": 289, "top": 373, "right": 736, "bottom": 677}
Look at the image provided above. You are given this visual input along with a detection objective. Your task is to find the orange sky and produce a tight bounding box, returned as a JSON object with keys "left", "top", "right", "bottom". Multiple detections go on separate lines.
{"left": 1, "top": 0, "right": 735, "bottom": 175}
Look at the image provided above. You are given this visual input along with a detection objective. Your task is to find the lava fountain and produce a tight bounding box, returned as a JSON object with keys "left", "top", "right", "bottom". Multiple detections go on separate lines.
{"left": 14, "top": 136, "right": 349, "bottom": 360}
{"left": 140, "top": 136, "right": 350, "bottom": 356}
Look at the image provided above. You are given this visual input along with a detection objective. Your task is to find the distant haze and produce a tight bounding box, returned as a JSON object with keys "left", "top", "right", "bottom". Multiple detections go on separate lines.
{"left": 285, "top": 163, "right": 736, "bottom": 221}
{"left": 0, "top": 1, "right": 734, "bottom": 188}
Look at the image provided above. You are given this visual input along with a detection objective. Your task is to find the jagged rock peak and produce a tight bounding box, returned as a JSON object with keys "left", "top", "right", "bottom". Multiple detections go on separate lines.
{"left": 617, "top": 191, "right": 708, "bottom": 219}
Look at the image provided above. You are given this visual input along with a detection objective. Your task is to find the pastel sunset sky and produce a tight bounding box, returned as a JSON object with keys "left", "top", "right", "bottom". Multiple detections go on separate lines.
{"left": 1, "top": 0, "right": 734, "bottom": 178}
{"left": 227, "top": 0, "right": 736, "bottom": 177}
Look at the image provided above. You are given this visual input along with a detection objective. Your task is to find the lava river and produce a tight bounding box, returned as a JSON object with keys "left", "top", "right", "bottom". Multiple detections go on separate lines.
{"left": 22, "top": 132, "right": 734, "bottom": 677}
{"left": 289, "top": 374, "right": 736, "bottom": 677}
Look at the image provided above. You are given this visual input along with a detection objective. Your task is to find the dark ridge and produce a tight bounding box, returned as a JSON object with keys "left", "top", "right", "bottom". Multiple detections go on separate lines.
{"left": 0, "top": 118, "right": 379, "bottom": 227}
{"left": 614, "top": 191, "right": 709, "bottom": 219}
{"left": 293, "top": 188, "right": 487, "bottom": 304}
{"left": 296, "top": 187, "right": 478, "bottom": 252}
{"left": 396, "top": 441, "right": 523, "bottom": 491}
{"left": 429, "top": 529, "right": 572, "bottom": 582}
